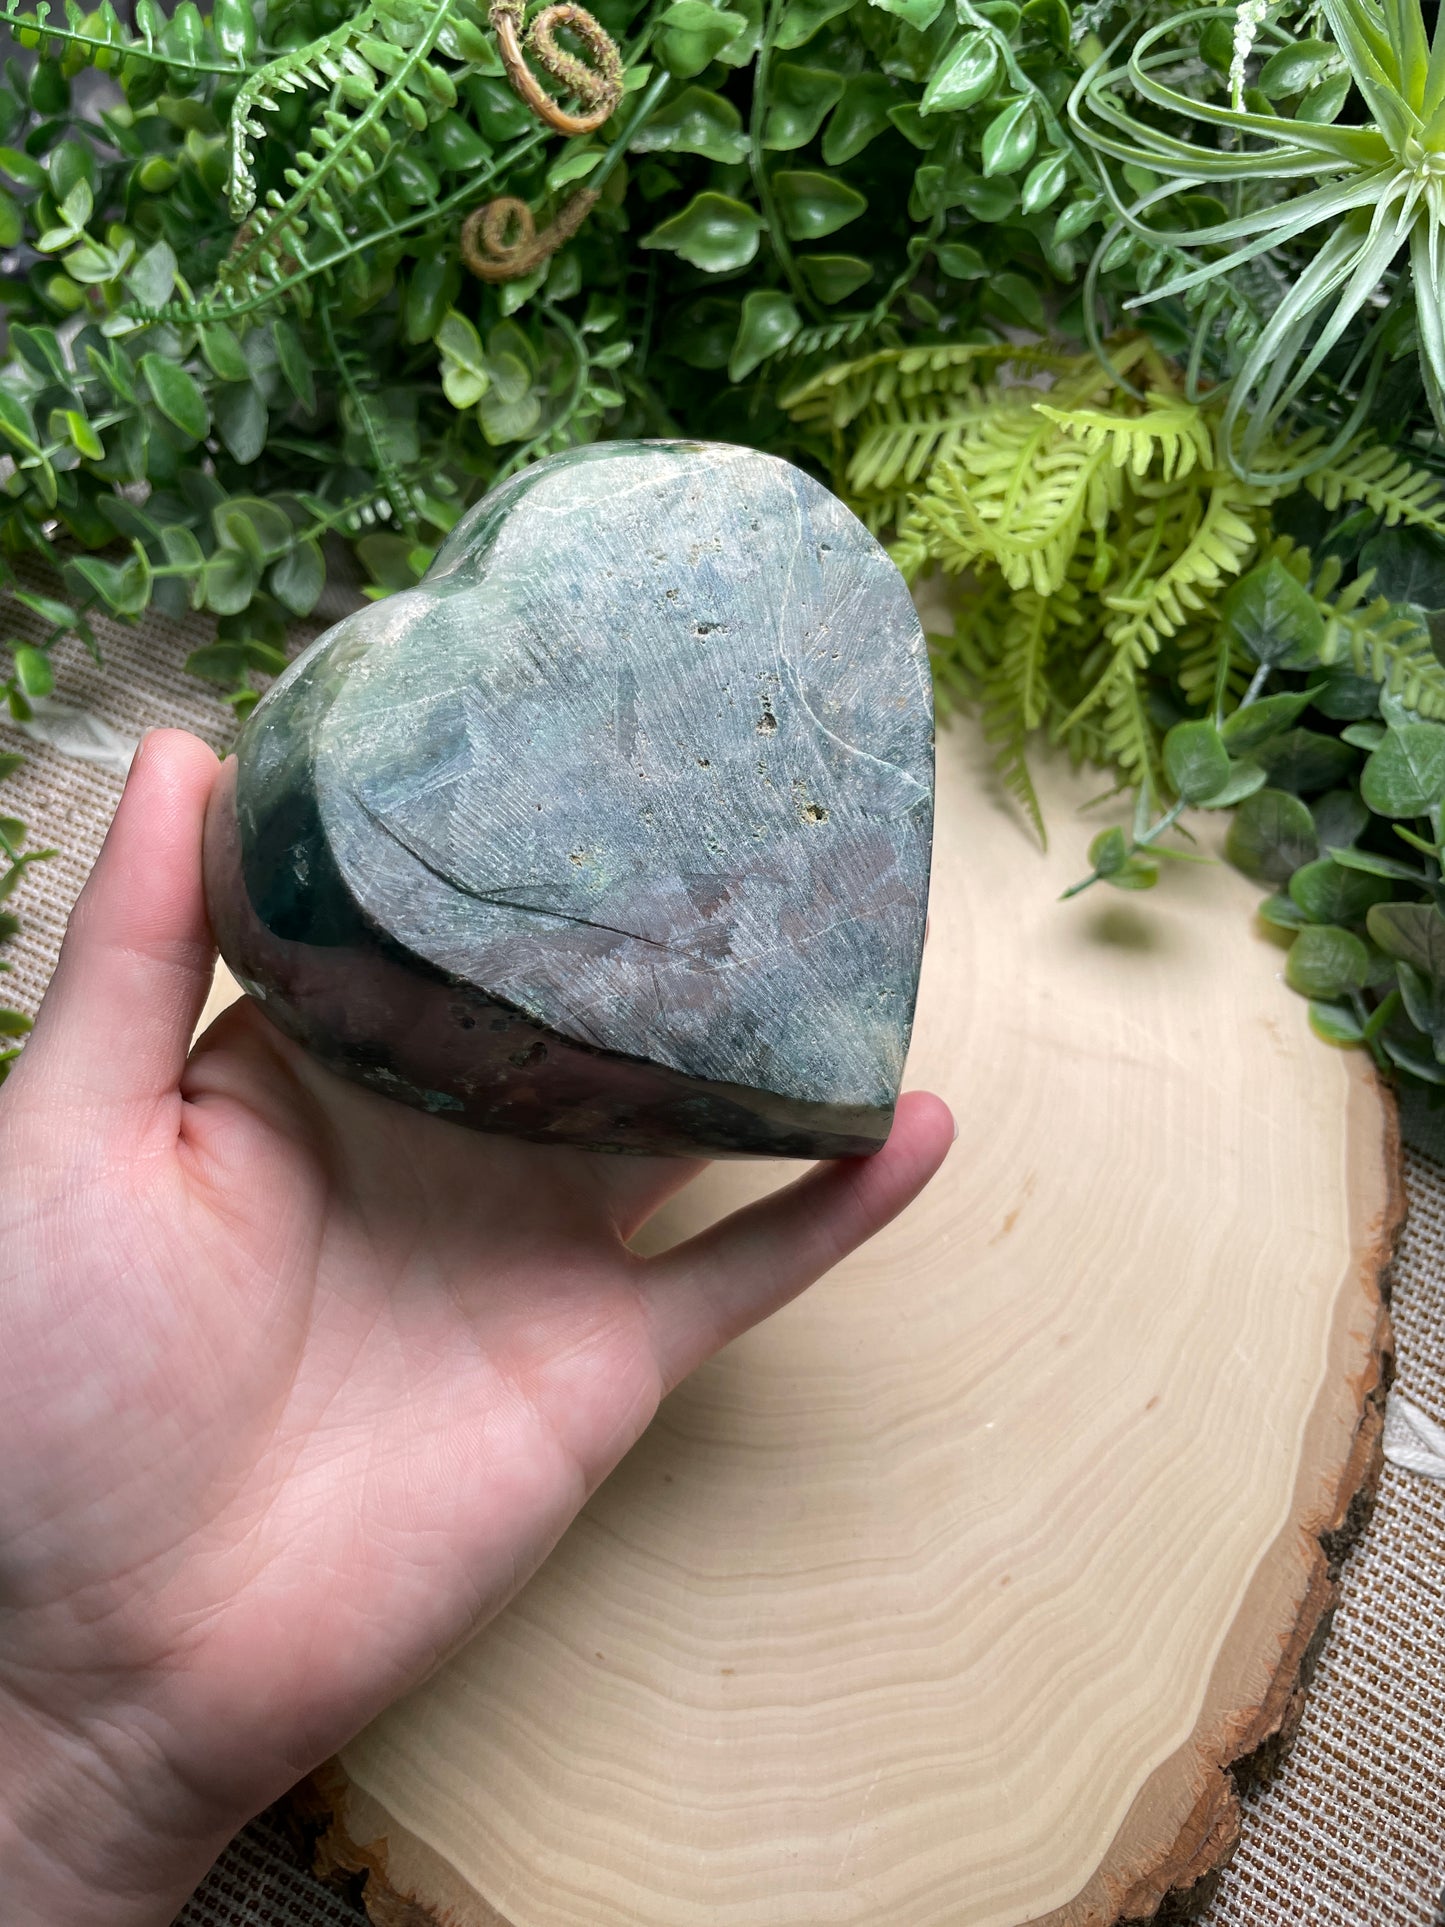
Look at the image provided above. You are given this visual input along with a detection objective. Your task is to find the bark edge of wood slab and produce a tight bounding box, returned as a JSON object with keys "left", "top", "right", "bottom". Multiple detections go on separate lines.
{"left": 288, "top": 724, "right": 1403, "bottom": 1927}
{"left": 202, "top": 440, "right": 933, "bottom": 1160}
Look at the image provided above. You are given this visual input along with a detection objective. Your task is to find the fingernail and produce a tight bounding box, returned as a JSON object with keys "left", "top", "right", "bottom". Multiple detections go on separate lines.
{"left": 951, "top": 1115, "right": 960, "bottom": 1143}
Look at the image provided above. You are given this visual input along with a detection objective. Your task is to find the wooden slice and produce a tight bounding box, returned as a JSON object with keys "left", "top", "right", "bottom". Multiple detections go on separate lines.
{"left": 292, "top": 719, "right": 1400, "bottom": 1927}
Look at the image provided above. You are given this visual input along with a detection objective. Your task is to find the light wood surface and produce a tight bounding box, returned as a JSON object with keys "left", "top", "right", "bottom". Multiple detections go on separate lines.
{"left": 265, "top": 719, "right": 1398, "bottom": 1927}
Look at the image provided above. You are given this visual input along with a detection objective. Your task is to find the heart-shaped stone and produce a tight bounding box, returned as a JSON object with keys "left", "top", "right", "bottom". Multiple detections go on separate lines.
{"left": 204, "top": 441, "right": 934, "bottom": 1158}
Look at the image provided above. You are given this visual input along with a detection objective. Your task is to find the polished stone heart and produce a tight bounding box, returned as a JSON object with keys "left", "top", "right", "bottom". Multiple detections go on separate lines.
{"left": 203, "top": 441, "right": 934, "bottom": 1158}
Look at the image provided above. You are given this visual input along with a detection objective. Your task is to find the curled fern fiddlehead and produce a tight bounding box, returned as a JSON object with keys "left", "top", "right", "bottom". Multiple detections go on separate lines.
{"left": 460, "top": 188, "right": 599, "bottom": 281}
{"left": 489, "top": 0, "right": 623, "bottom": 135}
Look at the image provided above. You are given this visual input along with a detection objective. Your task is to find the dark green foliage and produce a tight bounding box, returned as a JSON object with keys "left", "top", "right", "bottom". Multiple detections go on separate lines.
{"left": 5, "top": 0, "right": 1445, "bottom": 1096}
{"left": 0, "top": 0, "right": 1111, "bottom": 719}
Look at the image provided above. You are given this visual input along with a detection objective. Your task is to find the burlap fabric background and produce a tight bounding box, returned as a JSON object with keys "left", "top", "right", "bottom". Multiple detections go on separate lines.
{"left": 2, "top": 585, "right": 1442, "bottom": 1927}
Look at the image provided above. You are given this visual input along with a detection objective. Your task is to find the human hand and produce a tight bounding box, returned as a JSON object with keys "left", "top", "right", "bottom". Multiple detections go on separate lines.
{"left": 0, "top": 730, "right": 953, "bottom": 1926}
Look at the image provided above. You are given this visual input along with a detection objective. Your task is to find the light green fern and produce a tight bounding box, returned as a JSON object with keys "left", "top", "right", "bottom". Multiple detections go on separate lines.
{"left": 785, "top": 342, "right": 1445, "bottom": 837}
{"left": 1036, "top": 397, "right": 1211, "bottom": 483}
{"left": 1304, "top": 442, "right": 1445, "bottom": 536}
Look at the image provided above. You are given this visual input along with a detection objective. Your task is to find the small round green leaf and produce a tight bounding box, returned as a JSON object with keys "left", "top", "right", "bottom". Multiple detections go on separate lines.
{"left": 775, "top": 0, "right": 855, "bottom": 50}
{"left": 140, "top": 353, "right": 210, "bottom": 442}
{"left": 436, "top": 309, "right": 490, "bottom": 408}
{"left": 201, "top": 547, "right": 261, "bottom": 616}
{"left": 1311, "top": 786, "right": 1371, "bottom": 852}
{"left": 1251, "top": 727, "right": 1357, "bottom": 796}
{"left": 657, "top": 0, "right": 747, "bottom": 75}
{"left": 762, "top": 64, "right": 844, "bottom": 149}
{"left": 1285, "top": 924, "right": 1369, "bottom": 999}
{"left": 1360, "top": 722, "right": 1445, "bottom": 817}
{"left": 1258, "top": 38, "right": 1335, "bottom": 98}
{"left": 213, "top": 383, "right": 267, "bottom": 465}
{"left": 1297, "top": 71, "right": 1351, "bottom": 121}
{"left": 642, "top": 192, "right": 765, "bottom": 271}
{"left": 1106, "top": 853, "right": 1159, "bottom": 891}
{"left": 1220, "top": 559, "right": 1324, "bottom": 668}
{"left": 1163, "top": 718, "right": 1229, "bottom": 804}
{"left": 1309, "top": 1000, "right": 1365, "bottom": 1047}
{"left": 982, "top": 270, "right": 1044, "bottom": 329}
{"left": 1311, "top": 667, "right": 1380, "bottom": 721}
{"left": 630, "top": 86, "right": 749, "bottom": 163}
{"left": 1199, "top": 758, "right": 1267, "bottom": 808}
{"left": 1367, "top": 900, "right": 1445, "bottom": 979}
{"left": 199, "top": 322, "right": 250, "bottom": 383}
{"left": 127, "top": 238, "right": 177, "bottom": 311}
{"left": 1260, "top": 892, "right": 1310, "bottom": 931}
{"left": 1054, "top": 194, "right": 1102, "bottom": 242}
{"left": 1218, "top": 687, "right": 1319, "bottom": 753}
{"left": 270, "top": 539, "right": 325, "bottom": 618}
{"left": 772, "top": 169, "right": 867, "bottom": 240}
{"left": 1225, "top": 787, "right": 1319, "bottom": 883}
{"left": 822, "top": 73, "right": 897, "bottom": 164}
{"left": 981, "top": 98, "right": 1037, "bottom": 178}
{"left": 937, "top": 240, "right": 987, "bottom": 280}
{"left": 798, "top": 254, "right": 872, "bottom": 303}
{"left": 12, "top": 645, "right": 53, "bottom": 698}
{"left": 1396, "top": 959, "right": 1445, "bottom": 1041}
{"left": 1087, "top": 825, "right": 1128, "bottom": 877}
{"left": 1287, "top": 857, "right": 1393, "bottom": 925}
{"left": 728, "top": 289, "right": 800, "bottom": 381}
{"left": 868, "top": 0, "right": 944, "bottom": 26}
{"left": 1021, "top": 151, "right": 1067, "bottom": 214}
{"left": 920, "top": 30, "right": 998, "bottom": 115}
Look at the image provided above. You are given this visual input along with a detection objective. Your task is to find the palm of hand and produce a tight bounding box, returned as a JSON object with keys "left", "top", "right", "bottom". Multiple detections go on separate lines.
{"left": 0, "top": 733, "right": 949, "bottom": 1922}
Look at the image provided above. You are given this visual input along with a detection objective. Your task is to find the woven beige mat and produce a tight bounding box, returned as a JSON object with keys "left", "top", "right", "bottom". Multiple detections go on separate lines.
{"left": 2, "top": 591, "right": 1442, "bottom": 1927}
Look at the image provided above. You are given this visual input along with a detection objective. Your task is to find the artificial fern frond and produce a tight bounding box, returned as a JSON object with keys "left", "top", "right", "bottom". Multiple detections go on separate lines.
{"left": 1304, "top": 439, "right": 1445, "bottom": 536}
{"left": 1102, "top": 474, "right": 1262, "bottom": 657}
{"left": 897, "top": 393, "right": 1128, "bottom": 595}
{"left": 1318, "top": 576, "right": 1445, "bottom": 718}
{"left": 953, "top": 407, "right": 1122, "bottom": 595}
{"left": 978, "top": 587, "right": 1055, "bottom": 844}
{"left": 1036, "top": 395, "right": 1212, "bottom": 482}
{"left": 228, "top": 3, "right": 388, "bottom": 221}
{"left": 1173, "top": 621, "right": 1248, "bottom": 712}
{"left": 212, "top": 0, "right": 493, "bottom": 315}
{"left": 780, "top": 341, "right": 1079, "bottom": 437}
{"left": 1095, "top": 655, "right": 1160, "bottom": 791}
{"left": 319, "top": 296, "right": 423, "bottom": 540}
{"left": 845, "top": 388, "right": 988, "bottom": 499}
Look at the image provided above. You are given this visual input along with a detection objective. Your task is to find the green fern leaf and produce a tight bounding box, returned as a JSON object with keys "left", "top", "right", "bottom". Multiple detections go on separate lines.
{"left": 1103, "top": 476, "right": 1262, "bottom": 657}
{"left": 1304, "top": 441, "right": 1445, "bottom": 536}
{"left": 207, "top": 0, "right": 492, "bottom": 315}
{"left": 1035, "top": 395, "right": 1212, "bottom": 482}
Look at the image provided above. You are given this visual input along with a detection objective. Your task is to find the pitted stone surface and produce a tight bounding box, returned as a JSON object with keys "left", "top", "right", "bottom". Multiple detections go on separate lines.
{"left": 204, "top": 441, "right": 934, "bottom": 1157}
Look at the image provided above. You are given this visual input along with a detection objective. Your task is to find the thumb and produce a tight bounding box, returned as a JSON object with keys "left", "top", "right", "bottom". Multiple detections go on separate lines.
{"left": 15, "top": 730, "right": 219, "bottom": 1123}
{"left": 637, "top": 1091, "right": 956, "bottom": 1392}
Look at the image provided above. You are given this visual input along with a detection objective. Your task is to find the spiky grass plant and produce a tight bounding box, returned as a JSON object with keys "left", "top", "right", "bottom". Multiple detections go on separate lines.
{"left": 1070, "top": 0, "right": 1445, "bottom": 479}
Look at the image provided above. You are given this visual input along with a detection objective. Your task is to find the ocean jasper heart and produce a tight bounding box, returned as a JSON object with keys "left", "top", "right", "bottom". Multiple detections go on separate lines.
{"left": 203, "top": 441, "right": 934, "bottom": 1158}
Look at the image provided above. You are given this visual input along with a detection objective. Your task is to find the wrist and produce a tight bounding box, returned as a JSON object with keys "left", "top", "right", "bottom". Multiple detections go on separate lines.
{"left": 0, "top": 1687, "right": 231, "bottom": 1927}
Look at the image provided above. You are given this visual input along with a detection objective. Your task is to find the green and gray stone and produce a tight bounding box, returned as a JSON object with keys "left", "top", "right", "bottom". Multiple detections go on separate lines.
{"left": 203, "top": 441, "right": 934, "bottom": 1158}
